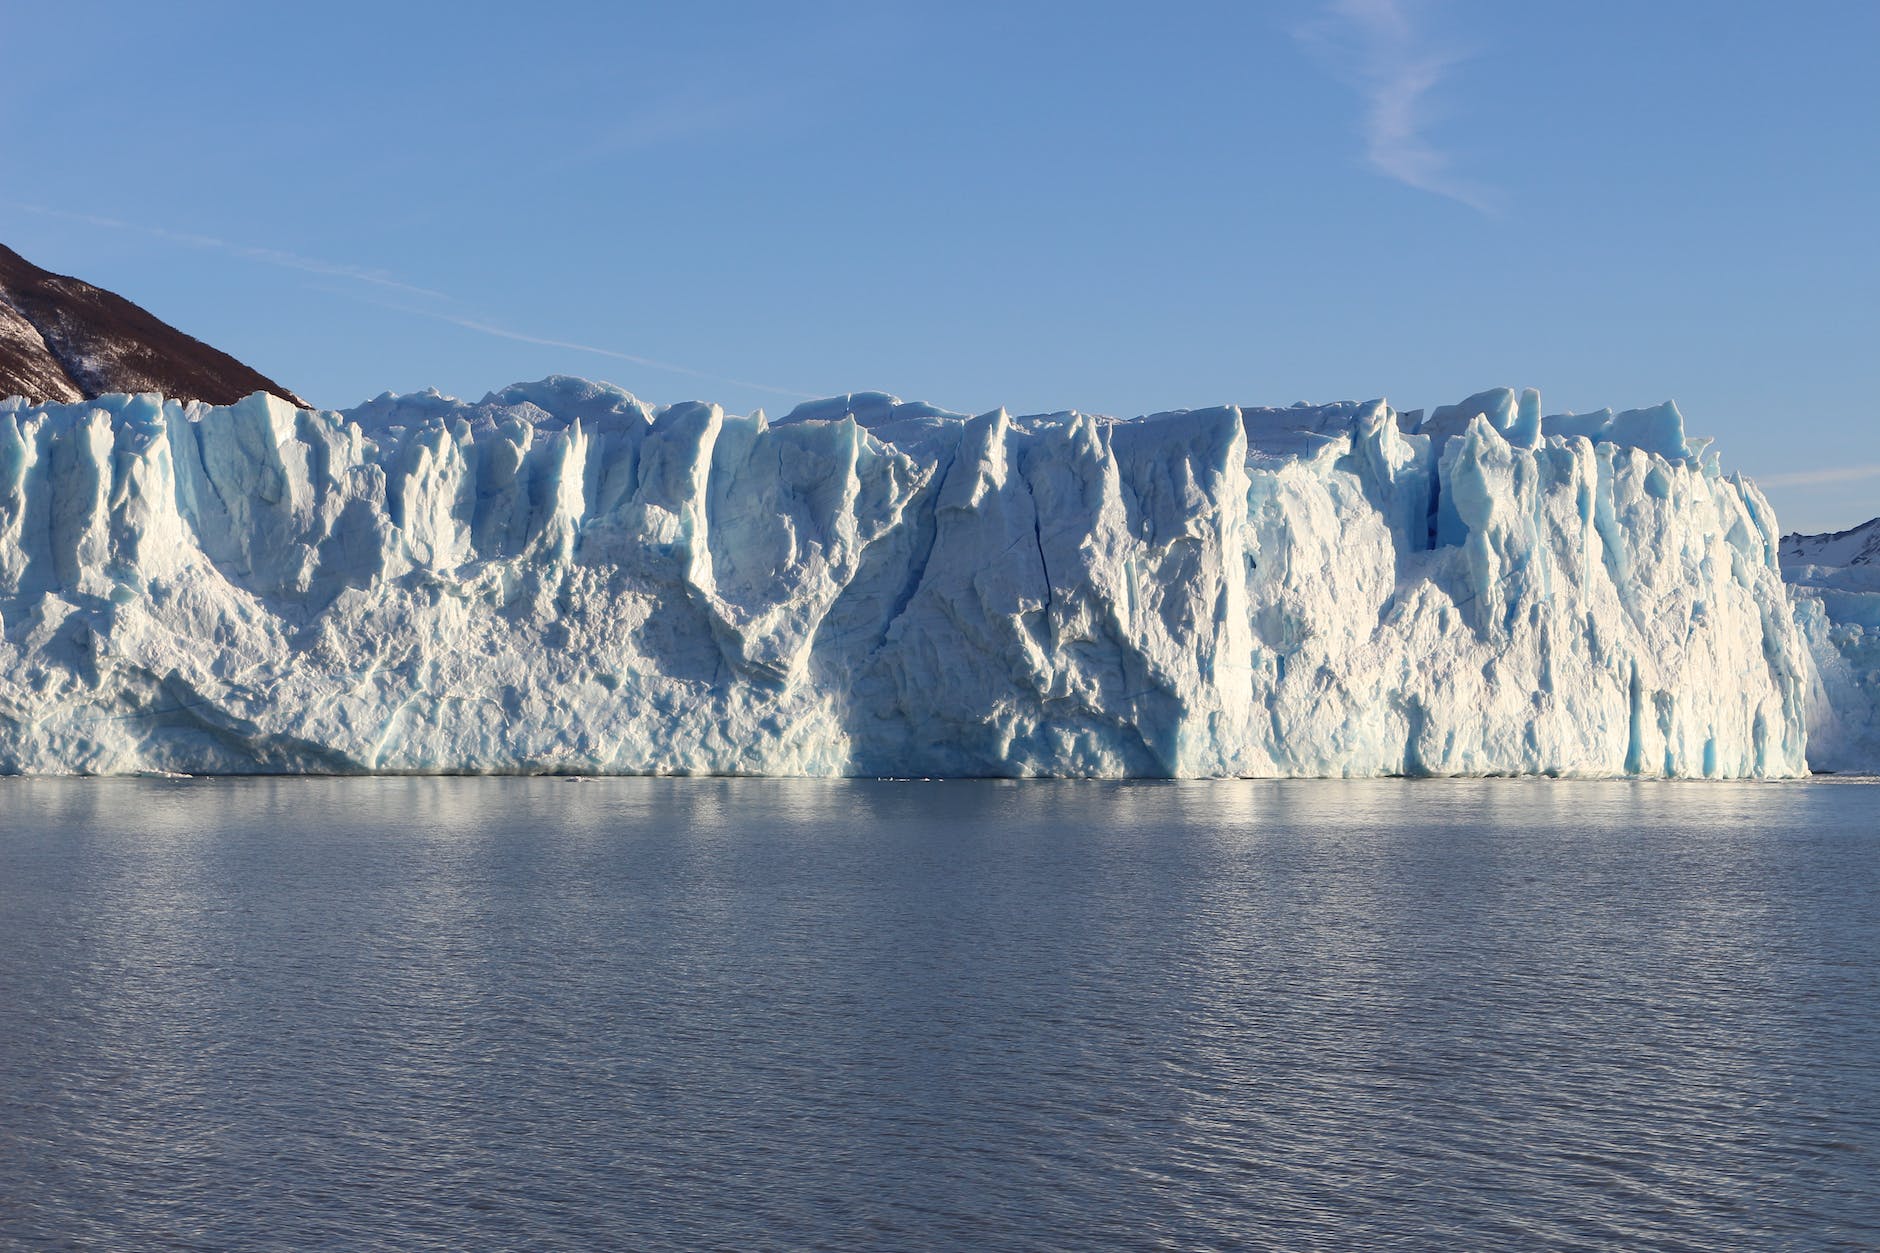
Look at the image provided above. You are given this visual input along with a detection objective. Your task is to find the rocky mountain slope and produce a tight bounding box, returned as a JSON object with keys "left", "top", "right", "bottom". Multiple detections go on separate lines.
{"left": 0, "top": 243, "right": 303, "bottom": 407}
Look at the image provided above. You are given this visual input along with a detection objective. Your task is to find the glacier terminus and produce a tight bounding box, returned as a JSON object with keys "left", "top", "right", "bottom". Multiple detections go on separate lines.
{"left": 0, "top": 378, "right": 1853, "bottom": 777}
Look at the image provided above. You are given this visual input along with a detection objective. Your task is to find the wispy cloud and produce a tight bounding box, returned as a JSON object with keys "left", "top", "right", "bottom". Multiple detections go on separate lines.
{"left": 4, "top": 201, "right": 814, "bottom": 403}
{"left": 587, "top": 90, "right": 777, "bottom": 159}
{"left": 526, "top": 86, "right": 789, "bottom": 180}
{"left": 1758, "top": 463, "right": 1880, "bottom": 488}
{"left": 1296, "top": 0, "right": 1501, "bottom": 213}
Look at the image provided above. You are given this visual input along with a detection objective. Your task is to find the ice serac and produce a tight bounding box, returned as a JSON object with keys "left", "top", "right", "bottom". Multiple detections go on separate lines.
{"left": 1780, "top": 519, "right": 1880, "bottom": 772}
{"left": 0, "top": 378, "right": 1812, "bottom": 777}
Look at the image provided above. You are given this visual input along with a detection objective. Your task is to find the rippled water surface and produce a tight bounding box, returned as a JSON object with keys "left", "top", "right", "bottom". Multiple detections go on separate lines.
{"left": 2, "top": 779, "right": 1877, "bottom": 1249}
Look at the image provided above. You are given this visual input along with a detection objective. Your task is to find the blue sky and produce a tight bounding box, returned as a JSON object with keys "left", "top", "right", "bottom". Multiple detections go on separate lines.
{"left": 3, "top": 0, "right": 1875, "bottom": 530}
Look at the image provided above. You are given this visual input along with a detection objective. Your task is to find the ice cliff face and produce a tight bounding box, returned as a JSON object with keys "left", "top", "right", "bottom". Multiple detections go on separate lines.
{"left": 1781, "top": 520, "right": 1880, "bottom": 772}
{"left": 0, "top": 378, "right": 1812, "bottom": 776}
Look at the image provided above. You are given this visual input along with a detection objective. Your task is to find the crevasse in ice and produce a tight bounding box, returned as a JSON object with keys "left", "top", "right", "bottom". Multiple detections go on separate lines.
{"left": 0, "top": 378, "right": 1814, "bottom": 776}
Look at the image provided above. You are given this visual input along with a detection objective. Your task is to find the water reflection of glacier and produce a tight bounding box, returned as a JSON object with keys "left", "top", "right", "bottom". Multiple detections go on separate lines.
{"left": 2, "top": 777, "right": 1875, "bottom": 1247}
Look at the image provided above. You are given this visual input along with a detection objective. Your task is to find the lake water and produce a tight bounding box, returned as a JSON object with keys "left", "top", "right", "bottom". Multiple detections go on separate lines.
{"left": 1, "top": 778, "right": 1876, "bottom": 1249}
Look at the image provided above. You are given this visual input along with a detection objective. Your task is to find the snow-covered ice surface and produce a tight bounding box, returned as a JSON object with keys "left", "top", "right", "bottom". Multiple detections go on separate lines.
{"left": 0, "top": 379, "right": 1813, "bottom": 776}
{"left": 1781, "top": 520, "right": 1880, "bottom": 772}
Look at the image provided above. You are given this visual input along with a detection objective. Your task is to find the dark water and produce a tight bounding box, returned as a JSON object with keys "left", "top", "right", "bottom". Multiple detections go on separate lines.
{"left": 1, "top": 779, "right": 1876, "bottom": 1250}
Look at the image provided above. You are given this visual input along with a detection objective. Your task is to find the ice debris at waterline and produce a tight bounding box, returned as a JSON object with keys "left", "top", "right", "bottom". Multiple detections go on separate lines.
{"left": 0, "top": 379, "right": 1814, "bottom": 777}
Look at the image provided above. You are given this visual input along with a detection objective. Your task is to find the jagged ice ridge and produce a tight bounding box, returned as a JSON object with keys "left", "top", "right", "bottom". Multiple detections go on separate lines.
{"left": 0, "top": 379, "right": 1818, "bottom": 776}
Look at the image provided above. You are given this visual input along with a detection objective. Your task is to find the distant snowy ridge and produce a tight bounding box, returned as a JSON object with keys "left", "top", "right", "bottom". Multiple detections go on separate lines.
{"left": 0, "top": 378, "right": 1812, "bottom": 777}
{"left": 1783, "top": 517, "right": 1880, "bottom": 571}
{"left": 1780, "top": 518, "right": 1880, "bottom": 771}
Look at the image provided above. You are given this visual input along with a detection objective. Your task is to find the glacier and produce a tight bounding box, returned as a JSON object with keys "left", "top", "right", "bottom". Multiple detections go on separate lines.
{"left": 0, "top": 378, "right": 1816, "bottom": 777}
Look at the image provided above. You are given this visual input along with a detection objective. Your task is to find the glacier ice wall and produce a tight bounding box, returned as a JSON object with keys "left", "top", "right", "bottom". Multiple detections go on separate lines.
{"left": 0, "top": 378, "right": 1812, "bottom": 776}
